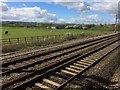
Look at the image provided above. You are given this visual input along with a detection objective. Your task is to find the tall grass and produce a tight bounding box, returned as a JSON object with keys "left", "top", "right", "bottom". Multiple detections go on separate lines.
{"left": 2, "top": 33, "right": 95, "bottom": 53}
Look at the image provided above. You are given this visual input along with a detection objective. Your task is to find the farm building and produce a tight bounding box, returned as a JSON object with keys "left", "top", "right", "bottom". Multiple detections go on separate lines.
{"left": 47, "top": 25, "right": 65, "bottom": 29}
{"left": 73, "top": 25, "right": 81, "bottom": 29}
{"left": 65, "top": 24, "right": 83, "bottom": 29}
{"left": 65, "top": 25, "right": 73, "bottom": 29}
{"left": 46, "top": 24, "right": 94, "bottom": 30}
{"left": 46, "top": 26, "right": 51, "bottom": 29}
{"left": 51, "top": 26, "right": 56, "bottom": 29}
{"left": 81, "top": 26, "right": 88, "bottom": 30}
{"left": 55, "top": 25, "right": 65, "bottom": 29}
{"left": 81, "top": 24, "right": 95, "bottom": 30}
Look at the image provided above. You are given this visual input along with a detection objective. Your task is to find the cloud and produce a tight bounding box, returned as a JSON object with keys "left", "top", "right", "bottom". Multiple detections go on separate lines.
{"left": 2, "top": 5, "right": 57, "bottom": 22}
{"left": 50, "top": 0, "right": 119, "bottom": 15}
{"left": 0, "top": 0, "right": 7, "bottom": 2}
{"left": 1, "top": 0, "right": 120, "bottom": 14}
{"left": 66, "top": 14, "right": 102, "bottom": 24}
{"left": 0, "top": 2, "right": 8, "bottom": 11}
{"left": 57, "top": 14, "right": 105, "bottom": 24}
{"left": 51, "top": 1, "right": 91, "bottom": 12}
{"left": 91, "top": 1, "right": 119, "bottom": 15}
{"left": 1, "top": 1, "right": 118, "bottom": 24}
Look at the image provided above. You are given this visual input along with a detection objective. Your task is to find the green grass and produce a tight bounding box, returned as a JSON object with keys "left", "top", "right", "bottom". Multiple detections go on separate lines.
{"left": 2, "top": 25, "right": 115, "bottom": 53}
{"left": 2, "top": 26, "right": 114, "bottom": 39}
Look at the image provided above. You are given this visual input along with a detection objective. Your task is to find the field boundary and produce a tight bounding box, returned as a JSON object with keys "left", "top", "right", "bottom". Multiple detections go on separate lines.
{"left": 1, "top": 34, "right": 81, "bottom": 45}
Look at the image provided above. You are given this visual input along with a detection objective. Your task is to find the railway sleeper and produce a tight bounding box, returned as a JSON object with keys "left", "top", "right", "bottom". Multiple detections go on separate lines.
{"left": 35, "top": 83, "right": 53, "bottom": 90}
{"left": 42, "top": 80, "right": 57, "bottom": 89}
{"left": 69, "top": 65, "right": 85, "bottom": 70}
{"left": 65, "top": 67, "right": 81, "bottom": 73}
{"left": 61, "top": 70, "right": 76, "bottom": 76}
{"left": 73, "top": 63, "right": 88, "bottom": 68}
{"left": 50, "top": 76, "right": 65, "bottom": 84}
{"left": 76, "top": 61, "right": 91, "bottom": 66}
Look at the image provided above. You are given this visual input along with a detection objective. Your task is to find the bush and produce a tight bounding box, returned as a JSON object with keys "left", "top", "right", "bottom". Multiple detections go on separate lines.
{"left": 2, "top": 43, "right": 26, "bottom": 53}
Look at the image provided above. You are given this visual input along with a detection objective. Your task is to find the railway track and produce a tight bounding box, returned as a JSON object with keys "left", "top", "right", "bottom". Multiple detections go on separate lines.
{"left": 2, "top": 34, "right": 117, "bottom": 75}
{"left": 1, "top": 35, "right": 118, "bottom": 77}
{"left": 29, "top": 41, "right": 119, "bottom": 90}
{"left": 1, "top": 33, "right": 120, "bottom": 90}
{"left": 1, "top": 33, "right": 118, "bottom": 62}
{"left": 1, "top": 34, "right": 118, "bottom": 69}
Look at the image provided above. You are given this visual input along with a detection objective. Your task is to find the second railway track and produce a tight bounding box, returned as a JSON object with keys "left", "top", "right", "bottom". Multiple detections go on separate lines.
{"left": 2, "top": 33, "right": 118, "bottom": 72}
{"left": 1, "top": 34, "right": 118, "bottom": 76}
{"left": 2, "top": 33, "right": 118, "bottom": 63}
{"left": 1, "top": 33, "right": 120, "bottom": 90}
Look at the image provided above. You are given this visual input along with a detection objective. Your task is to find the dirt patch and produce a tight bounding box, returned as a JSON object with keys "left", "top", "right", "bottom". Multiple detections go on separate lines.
{"left": 111, "top": 64, "right": 120, "bottom": 88}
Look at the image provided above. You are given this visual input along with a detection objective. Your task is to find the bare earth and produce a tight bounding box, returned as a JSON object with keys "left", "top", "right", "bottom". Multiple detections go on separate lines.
{"left": 111, "top": 66, "right": 120, "bottom": 88}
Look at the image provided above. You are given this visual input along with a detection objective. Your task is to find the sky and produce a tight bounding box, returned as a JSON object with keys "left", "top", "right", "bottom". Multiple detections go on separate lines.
{"left": 0, "top": 0, "right": 120, "bottom": 24}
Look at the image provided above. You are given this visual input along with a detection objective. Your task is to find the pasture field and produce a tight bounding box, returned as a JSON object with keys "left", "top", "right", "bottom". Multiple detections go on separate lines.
{"left": 2, "top": 25, "right": 115, "bottom": 53}
{"left": 2, "top": 25, "right": 114, "bottom": 39}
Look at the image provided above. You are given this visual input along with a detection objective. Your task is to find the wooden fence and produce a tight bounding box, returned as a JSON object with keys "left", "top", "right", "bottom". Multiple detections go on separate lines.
{"left": 2, "top": 34, "right": 75, "bottom": 45}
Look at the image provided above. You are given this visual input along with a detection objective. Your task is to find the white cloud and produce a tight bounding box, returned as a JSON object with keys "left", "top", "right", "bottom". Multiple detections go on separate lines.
{"left": 1, "top": 5, "right": 57, "bottom": 22}
{"left": 56, "top": 14, "right": 105, "bottom": 24}
{"left": 0, "top": 2, "right": 8, "bottom": 11}
{"left": 65, "top": 14, "right": 102, "bottom": 24}
{"left": 91, "top": 1, "right": 119, "bottom": 15}
{"left": 1, "top": 1, "right": 118, "bottom": 24}
{"left": 1, "top": 0, "right": 120, "bottom": 15}
{"left": 55, "top": 2, "right": 90, "bottom": 11}
{"left": 0, "top": 0, "right": 7, "bottom": 2}
{"left": 50, "top": 0, "right": 119, "bottom": 15}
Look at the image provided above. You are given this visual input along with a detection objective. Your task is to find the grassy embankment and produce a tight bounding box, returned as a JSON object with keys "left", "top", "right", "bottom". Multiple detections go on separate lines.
{"left": 2, "top": 25, "right": 114, "bottom": 39}
{"left": 2, "top": 25, "right": 114, "bottom": 53}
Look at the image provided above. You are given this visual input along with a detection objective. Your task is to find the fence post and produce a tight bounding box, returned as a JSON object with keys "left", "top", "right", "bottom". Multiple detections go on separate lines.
{"left": 46, "top": 35, "right": 48, "bottom": 39}
{"left": 17, "top": 38, "right": 19, "bottom": 44}
{"left": 42, "top": 36, "right": 44, "bottom": 39}
{"left": 31, "top": 37, "right": 33, "bottom": 41}
{"left": 25, "top": 37, "right": 27, "bottom": 43}
{"left": 9, "top": 38, "right": 11, "bottom": 44}
{"left": 4, "top": 34, "right": 72, "bottom": 45}
{"left": 37, "top": 36, "right": 39, "bottom": 42}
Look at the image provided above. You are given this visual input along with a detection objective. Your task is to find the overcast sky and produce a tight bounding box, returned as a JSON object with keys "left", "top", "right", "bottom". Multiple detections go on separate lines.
{"left": 0, "top": 0, "right": 120, "bottom": 24}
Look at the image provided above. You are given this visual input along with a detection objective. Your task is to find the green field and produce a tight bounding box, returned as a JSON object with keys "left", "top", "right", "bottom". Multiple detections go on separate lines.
{"left": 2, "top": 26, "right": 114, "bottom": 39}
